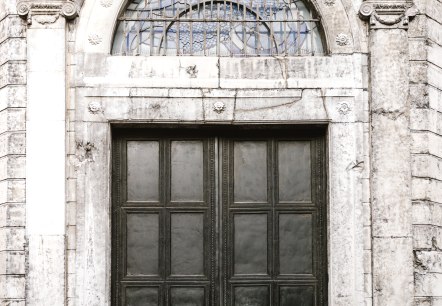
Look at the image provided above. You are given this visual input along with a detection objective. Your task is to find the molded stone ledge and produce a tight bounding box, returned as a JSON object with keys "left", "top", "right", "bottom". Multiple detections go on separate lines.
{"left": 428, "top": 62, "right": 442, "bottom": 89}
{"left": 0, "top": 0, "right": 19, "bottom": 21}
{"left": 413, "top": 224, "right": 442, "bottom": 249}
{"left": 82, "top": 87, "right": 306, "bottom": 99}
{"left": 0, "top": 62, "right": 26, "bottom": 89}
{"left": 0, "top": 38, "right": 27, "bottom": 66}
{"left": 128, "top": 88, "right": 168, "bottom": 98}
{"left": 425, "top": 0, "right": 442, "bottom": 22}
{"left": 0, "top": 132, "right": 26, "bottom": 158}
{"left": 413, "top": 200, "right": 442, "bottom": 227}
{"left": 0, "top": 108, "right": 26, "bottom": 134}
{"left": 428, "top": 42, "right": 442, "bottom": 70}
{"left": 0, "top": 16, "right": 26, "bottom": 45}
{"left": 412, "top": 177, "right": 442, "bottom": 204}
{"left": 76, "top": 90, "right": 334, "bottom": 123}
{"left": 428, "top": 86, "right": 442, "bottom": 112}
{"left": 0, "top": 86, "right": 27, "bottom": 111}
{"left": 0, "top": 155, "right": 25, "bottom": 181}
{"left": 411, "top": 131, "right": 442, "bottom": 155}
{"left": 411, "top": 109, "right": 442, "bottom": 136}
{"left": 233, "top": 89, "right": 303, "bottom": 98}
{"left": 412, "top": 154, "right": 442, "bottom": 181}
{"left": 427, "top": 18, "right": 442, "bottom": 45}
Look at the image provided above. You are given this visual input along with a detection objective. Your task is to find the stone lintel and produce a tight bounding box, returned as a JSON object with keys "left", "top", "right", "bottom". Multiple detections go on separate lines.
{"left": 16, "top": 0, "right": 78, "bottom": 25}
{"left": 359, "top": 0, "right": 418, "bottom": 29}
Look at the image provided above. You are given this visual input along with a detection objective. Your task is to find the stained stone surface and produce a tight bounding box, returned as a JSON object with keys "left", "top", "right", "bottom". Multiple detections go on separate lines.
{"left": 0, "top": 0, "right": 441, "bottom": 305}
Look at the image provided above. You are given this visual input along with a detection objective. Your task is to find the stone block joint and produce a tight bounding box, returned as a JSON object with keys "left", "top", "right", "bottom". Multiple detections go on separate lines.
{"left": 16, "top": 1, "right": 78, "bottom": 25}
{"left": 359, "top": 1, "right": 418, "bottom": 29}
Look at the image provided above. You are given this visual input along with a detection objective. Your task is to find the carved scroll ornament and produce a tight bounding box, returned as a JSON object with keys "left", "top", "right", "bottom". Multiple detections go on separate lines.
{"left": 17, "top": 1, "right": 78, "bottom": 24}
{"left": 359, "top": 1, "right": 418, "bottom": 29}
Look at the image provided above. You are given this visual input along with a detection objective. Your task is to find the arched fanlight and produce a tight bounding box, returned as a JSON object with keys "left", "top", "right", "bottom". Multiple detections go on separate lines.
{"left": 112, "top": 0, "right": 325, "bottom": 56}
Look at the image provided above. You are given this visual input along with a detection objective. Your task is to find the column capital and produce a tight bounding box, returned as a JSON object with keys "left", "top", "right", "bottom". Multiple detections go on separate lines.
{"left": 359, "top": 1, "right": 418, "bottom": 29}
{"left": 17, "top": 0, "right": 78, "bottom": 25}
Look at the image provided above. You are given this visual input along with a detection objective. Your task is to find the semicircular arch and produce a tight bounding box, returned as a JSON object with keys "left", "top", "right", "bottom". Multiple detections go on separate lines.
{"left": 74, "top": 0, "right": 364, "bottom": 55}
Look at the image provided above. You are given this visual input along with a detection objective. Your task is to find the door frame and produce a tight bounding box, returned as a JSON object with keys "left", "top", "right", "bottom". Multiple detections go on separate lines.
{"left": 111, "top": 124, "right": 328, "bottom": 305}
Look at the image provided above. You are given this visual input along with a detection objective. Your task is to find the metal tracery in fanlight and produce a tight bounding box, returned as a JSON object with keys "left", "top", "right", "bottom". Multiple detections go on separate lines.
{"left": 112, "top": 0, "right": 324, "bottom": 56}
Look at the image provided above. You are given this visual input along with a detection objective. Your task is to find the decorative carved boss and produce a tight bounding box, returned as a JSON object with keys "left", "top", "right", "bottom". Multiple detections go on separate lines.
{"left": 359, "top": 1, "right": 418, "bottom": 29}
{"left": 17, "top": 1, "right": 78, "bottom": 24}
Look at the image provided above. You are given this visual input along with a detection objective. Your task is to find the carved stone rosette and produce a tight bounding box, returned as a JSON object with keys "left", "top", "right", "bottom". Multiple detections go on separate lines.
{"left": 17, "top": 1, "right": 79, "bottom": 24}
{"left": 359, "top": 1, "right": 418, "bottom": 29}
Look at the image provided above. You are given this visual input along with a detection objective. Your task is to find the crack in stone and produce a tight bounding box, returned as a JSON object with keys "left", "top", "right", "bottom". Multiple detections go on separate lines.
{"left": 346, "top": 160, "right": 365, "bottom": 171}
{"left": 372, "top": 108, "right": 405, "bottom": 120}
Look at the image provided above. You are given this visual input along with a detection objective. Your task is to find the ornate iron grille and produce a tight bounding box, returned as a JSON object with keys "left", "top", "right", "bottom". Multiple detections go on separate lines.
{"left": 112, "top": 0, "right": 324, "bottom": 56}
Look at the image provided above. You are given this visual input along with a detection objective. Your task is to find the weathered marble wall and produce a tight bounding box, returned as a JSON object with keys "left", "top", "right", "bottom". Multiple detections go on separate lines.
{"left": 2, "top": 0, "right": 441, "bottom": 305}
{"left": 0, "top": 0, "right": 27, "bottom": 305}
{"left": 69, "top": 49, "right": 370, "bottom": 306}
{"left": 410, "top": 0, "right": 442, "bottom": 304}
{"left": 65, "top": 0, "right": 372, "bottom": 304}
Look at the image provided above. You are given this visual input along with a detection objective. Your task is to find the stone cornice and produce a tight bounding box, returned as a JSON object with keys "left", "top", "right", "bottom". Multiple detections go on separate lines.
{"left": 359, "top": 1, "right": 418, "bottom": 29}
{"left": 17, "top": 1, "right": 78, "bottom": 24}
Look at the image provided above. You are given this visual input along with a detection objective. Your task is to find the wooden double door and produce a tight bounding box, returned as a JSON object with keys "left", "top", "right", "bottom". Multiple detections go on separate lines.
{"left": 112, "top": 127, "right": 327, "bottom": 306}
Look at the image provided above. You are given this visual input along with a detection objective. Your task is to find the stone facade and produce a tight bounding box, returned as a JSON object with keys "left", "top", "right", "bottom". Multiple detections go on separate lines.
{"left": 410, "top": 0, "right": 442, "bottom": 304}
{"left": 0, "top": 0, "right": 27, "bottom": 304}
{"left": 0, "top": 0, "right": 440, "bottom": 305}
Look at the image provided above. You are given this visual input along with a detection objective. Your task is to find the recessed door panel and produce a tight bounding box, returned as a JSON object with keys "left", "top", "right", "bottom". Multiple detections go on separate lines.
{"left": 126, "top": 213, "right": 159, "bottom": 276}
{"left": 278, "top": 213, "right": 313, "bottom": 275}
{"left": 113, "top": 128, "right": 326, "bottom": 306}
{"left": 233, "top": 213, "right": 268, "bottom": 275}
{"left": 279, "top": 286, "right": 315, "bottom": 306}
{"left": 170, "top": 213, "right": 205, "bottom": 276}
{"left": 127, "top": 141, "right": 160, "bottom": 202}
{"left": 171, "top": 141, "right": 204, "bottom": 202}
{"left": 125, "top": 287, "right": 159, "bottom": 306}
{"left": 233, "top": 141, "right": 268, "bottom": 203}
{"left": 233, "top": 286, "right": 269, "bottom": 306}
{"left": 170, "top": 287, "right": 205, "bottom": 306}
{"left": 278, "top": 141, "right": 311, "bottom": 202}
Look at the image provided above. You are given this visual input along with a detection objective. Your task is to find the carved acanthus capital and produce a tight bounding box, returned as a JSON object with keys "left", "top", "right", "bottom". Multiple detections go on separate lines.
{"left": 359, "top": 1, "right": 418, "bottom": 29}
{"left": 17, "top": 1, "right": 78, "bottom": 24}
